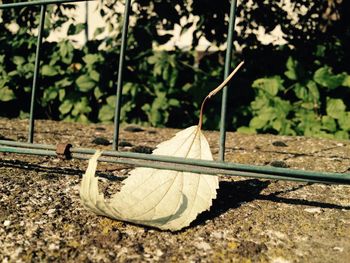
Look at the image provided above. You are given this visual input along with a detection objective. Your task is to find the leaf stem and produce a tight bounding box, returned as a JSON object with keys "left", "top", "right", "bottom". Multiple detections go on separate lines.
{"left": 198, "top": 61, "right": 245, "bottom": 129}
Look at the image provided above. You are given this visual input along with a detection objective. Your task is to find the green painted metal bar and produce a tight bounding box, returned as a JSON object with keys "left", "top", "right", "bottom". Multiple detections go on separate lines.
{"left": 85, "top": 1, "right": 89, "bottom": 42}
{"left": 28, "top": 4, "right": 46, "bottom": 143}
{"left": 1, "top": 140, "right": 349, "bottom": 185}
{"left": 0, "top": 0, "right": 93, "bottom": 9}
{"left": 112, "top": 0, "right": 132, "bottom": 151}
{"left": 219, "top": 0, "right": 238, "bottom": 161}
{"left": 0, "top": 144, "right": 324, "bottom": 184}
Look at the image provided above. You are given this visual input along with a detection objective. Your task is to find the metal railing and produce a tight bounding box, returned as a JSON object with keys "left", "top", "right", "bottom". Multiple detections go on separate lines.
{"left": 0, "top": 0, "right": 349, "bottom": 185}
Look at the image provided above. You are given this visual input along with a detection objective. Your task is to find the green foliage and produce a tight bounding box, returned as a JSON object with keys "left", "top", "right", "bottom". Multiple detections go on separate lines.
{"left": 239, "top": 55, "right": 350, "bottom": 139}
{"left": 1, "top": 0, "right": 350, "bottom": 139}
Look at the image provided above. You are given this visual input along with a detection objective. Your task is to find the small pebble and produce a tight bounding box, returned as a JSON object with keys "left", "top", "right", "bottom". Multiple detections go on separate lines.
{"left": 48, "top": 243, "right": 59, "bottom": 251}
{"left": 92, "top": 137, "right": 111, "bottom": 146}
{"left": 195, "top": 241, "right": 211, "bottom": 251}
{"left": 46, "top": 208, "right": 56, "bottom": 215}
{"left": 270, "top": 160, "right": 289, "bottom": 168}
{"left": 118, "top": 140, "right": 133, "bottom": 147}
{"left": 211, "top": 231, "right": 225, "bottom": 239}
{"left": 155, "top": 249, "right": 163, "bottom": 257}
{"left": 304, "top": 207, "right": 322, "bottom": 213}
{"left": 131, "top": 146, "right": 154, "bottom": 154}
{"left": 17, "top": 135, "right": 26, "bottom": 142}
{"left": 333, "top": 246, "right": 344, "bottom": 252}
{"left": 272, "top": 141, "right": 288, "bottom": 147}
{"left": 3, "top": 220, "right": 11, "bottom": 227}
{"left": 124, "top": 126, "right": 144, "bottom": 132}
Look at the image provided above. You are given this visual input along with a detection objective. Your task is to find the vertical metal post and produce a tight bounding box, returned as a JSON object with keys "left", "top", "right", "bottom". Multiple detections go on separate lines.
{"left": 112, "top": 0, "right": 131, "bottom": 150}
{"left": 219, "top": 0, "right": 237, "bottom": 161}
{"left": 28, "top": 4, "right": 46, "bottom": 143}
{"left": 85, "top": 0, "right": 89, "bottom": 42}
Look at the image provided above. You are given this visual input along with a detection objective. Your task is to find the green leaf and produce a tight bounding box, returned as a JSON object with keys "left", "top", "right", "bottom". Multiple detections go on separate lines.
{"left": 306, "top": 81, "right": 320, "bottom": 101}
{"left": 294, "top": 83, "right": 307, "bottom": 100}
{"left": 315, "top": 45, "right": 326, "bottom": 57}
{"left": 284, "top": 56, "right": 298, "bottom": 80}
{"left": 314, "top": 66, "right": 346, "bottom": 89}
{"left": 252, "top": 77, "right": 282, "bottom": 96}
{"left": 76, "top": 114, "right": 89, "bottom": 124}
{"left": 168, "top": 98, "right": 180, "bottom": 107}
{"left": 334, "top": 130, "right": 349, "bottom": 140}
{"left": 153, "top": 63, "right": 162, "bottom": 76}
{"left": 98, "top": 105, "right": 115, "bottom": 122}
{"left": 274, "top": 97, "right": 292, "bottom": 115}
{"left": 338, "top": 112, "right": 350, "bottom": 131}
{"left": 59, "top": 40, "right": 74, "bottom": 64}
{"left": 147, "top": 54, "right": 159, "bottom": 64}
{"left": 272, "top": 119, "right": 282, "bottom": 131}
{"left": 90, "top": 70, "right": 100, "bottom": 82}
{"left": 72, "top": 98, "right": 92, "bottom": 116}
{"left": 83, "top": 54, "right": 100, "bottom": 65}
{"left": 249, "top": 116, "right": 268, "bottom": 129}
{"left": 13, "top": 56, "right": 25, "bottom": 66}
{"left": 251, "top": 95, "right": 269, "bottom": 110}
{"left": 0, "top": 87, "right": 16, "bottom": 101}
{"left": 106, "top": 95, "right": 117, "bottom": 107}
{"left": 321, "top": 116, "right": 336, "bottom": 132}
{"left": 162, "top": 64, "right": 170, "bottom": 81}
{"left": 76, "top": 75, "right": 96, "bottom": 92}
{"left": 326, "top": 98, "right": 346, "bottom": 119}
{"left": 56, "top": 78, "right": 73, "bottom": 88}
{"left": 67, "top": 23, "right": 85, "bottom": 36}
{"left": 42, "top": 86, "right": 58, "bottom": 103}
{"left": 93, "top": 27, "right": 105, "bottom": 38}
{"left": 0, "top": 79, "right": 7, "bottom": 89}
{"left": 169, "top": 69, "right": 178, "bottom": 88}
{"left": 58, "top": 89, "right": 65, "bottom": 101}
{"left": 59, "top": 100, "right": 73, "bottom": 115}
{"left": 122, "top": 82, "right": 139, "bottom": 96}
{"left": 182, "top": 83, "right": 192, "bottom": 92}
{"left": 342, "top": 75, "right": 350, "bottom": 87}
{"left": 300, "top": 102, "right": 314, "bottom": 110}
{"left": 42, "top": 65, "right": 58, "bottom": 76}
{"left": 94, "top": 87, "right": 103, "bottom": 99}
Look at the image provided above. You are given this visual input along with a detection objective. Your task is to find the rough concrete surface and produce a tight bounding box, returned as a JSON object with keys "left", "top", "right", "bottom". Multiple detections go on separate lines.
{"left": 0, "top": 118, "right": 349, "bottom": 262}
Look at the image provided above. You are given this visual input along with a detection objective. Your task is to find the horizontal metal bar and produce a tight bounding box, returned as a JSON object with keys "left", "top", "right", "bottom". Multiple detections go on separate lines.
{"left": 0, "top": 0, "right": 94, "bottom": 9}
{"left": 0, "top": 144, "right": 344, "bottom": 185}
{"left": 1, "top": 140, "right": 350, "bottom": 185}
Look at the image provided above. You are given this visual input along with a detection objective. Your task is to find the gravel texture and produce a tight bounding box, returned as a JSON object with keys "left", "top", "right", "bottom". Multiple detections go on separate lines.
{"left": 0, "top": 118, "right": 350, "bottom": 262}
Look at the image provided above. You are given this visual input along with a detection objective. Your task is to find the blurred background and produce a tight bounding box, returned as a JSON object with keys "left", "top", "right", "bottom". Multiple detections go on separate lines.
{"left": 0, "top": 0, "right": 349, "bottom": 139}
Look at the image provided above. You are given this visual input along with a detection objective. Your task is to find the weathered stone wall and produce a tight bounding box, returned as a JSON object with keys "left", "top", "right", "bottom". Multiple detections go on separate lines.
{"left": 1, "top": 118, "right": 349, "bottom": 262}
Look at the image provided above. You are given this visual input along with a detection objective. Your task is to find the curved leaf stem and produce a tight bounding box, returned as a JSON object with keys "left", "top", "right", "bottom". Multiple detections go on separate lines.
{"left": 198, "top": 61, "right": 245, "bottom": 129}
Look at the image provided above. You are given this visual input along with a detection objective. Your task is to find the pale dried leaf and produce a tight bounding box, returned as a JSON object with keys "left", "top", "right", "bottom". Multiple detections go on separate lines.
{"left": 80, "top": 125, "right": 219, "bottom": 231}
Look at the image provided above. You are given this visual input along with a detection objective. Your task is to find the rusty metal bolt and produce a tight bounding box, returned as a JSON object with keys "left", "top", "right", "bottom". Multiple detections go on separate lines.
{"left": 56, "top": 143, "right": 72, "bottom": 160}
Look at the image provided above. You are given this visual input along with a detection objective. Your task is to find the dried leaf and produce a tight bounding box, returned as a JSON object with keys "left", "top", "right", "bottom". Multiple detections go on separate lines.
{"left": 80, "top": 125, "right": 218, "bottom": 231}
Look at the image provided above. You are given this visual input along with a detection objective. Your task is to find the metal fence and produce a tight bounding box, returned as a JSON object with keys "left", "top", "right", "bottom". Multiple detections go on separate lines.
{"left": 0, "top": 0, "right": 349, "bottom": 185}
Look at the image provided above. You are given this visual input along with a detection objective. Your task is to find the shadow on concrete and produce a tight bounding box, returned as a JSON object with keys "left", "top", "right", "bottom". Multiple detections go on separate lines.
{"left": 0, "top": 159, "right": 123, "bottom": 181}
{"left": 193, "top": 179, "right": 350, "bottom": 228}
{"left": 193, "top": 179, "right": 270, "bottom": 227}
